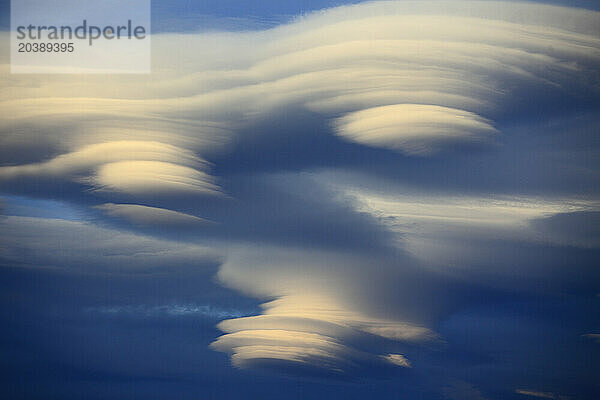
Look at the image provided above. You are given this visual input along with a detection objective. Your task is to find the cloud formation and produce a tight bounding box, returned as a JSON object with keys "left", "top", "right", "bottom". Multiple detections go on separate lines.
{"left": 334, "top": 104, "right": 498, "bottom": 155}
{"left": 0, "top": 0, "right": 598, "bottom": 388}
{"left": 0, "top": 141, "right": 220, "bottom": 196}
{"left": 211, "top": 245, "right": 439, "bottom": 375}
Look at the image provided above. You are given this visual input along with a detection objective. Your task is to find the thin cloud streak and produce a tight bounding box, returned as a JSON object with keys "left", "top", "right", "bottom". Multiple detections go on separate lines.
{"left": 90, "top": 304, "right": 252, "bottom": 319}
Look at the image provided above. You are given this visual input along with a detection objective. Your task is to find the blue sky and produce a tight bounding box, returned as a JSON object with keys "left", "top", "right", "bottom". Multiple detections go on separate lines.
{"left": 0, "top": 1, "right": 599, "bottom": 399}
{"left": 2, "top": 0, "right": 600, "bottom": 31}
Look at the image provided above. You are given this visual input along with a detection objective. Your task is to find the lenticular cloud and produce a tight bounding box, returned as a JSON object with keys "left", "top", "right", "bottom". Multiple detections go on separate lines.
{"left": 0, "top": 0, "right": 599, "bottom": 377}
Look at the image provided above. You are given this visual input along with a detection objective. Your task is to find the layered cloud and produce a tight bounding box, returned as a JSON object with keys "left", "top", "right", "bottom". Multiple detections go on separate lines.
{"left": 334, "top": 104, "right": 498, "bottom": 155}
{"left": 0, "top": 0, "right": 599, "bottom": 387}
{"left": 208, "top": 171, "right": 600, "bottom": 374}
{"left": 211, "top": 244, "right": 444, "bottom": 375}
{"left": 0, "top": 141, "right": 220, "bottom": 196}
{"left": 332, "top": 178, "right": 600, "bottom": 293}
{"left": 1, "top": 0, "right": 597, "bottom": 217}
{"left": 1, "top": 1, "right": 598, "bottom": 165}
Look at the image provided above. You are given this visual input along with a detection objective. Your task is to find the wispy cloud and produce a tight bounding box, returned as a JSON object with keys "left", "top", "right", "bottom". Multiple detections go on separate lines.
{"left": 90, "top": 304, "right": 253, "bottom": 319}
{"left": 515, "top": 389, "right": 564, "bottom": 399}
{"left": 0, "top": 215, "right": 218, "bottom": 272}
{"left": 96, "top": 203, "right": 210, "bottom": 226}
{"left": 581, "top": 333, "right": 600, "bottom": 343}
{"left": 381, "top": 353, "right": 411, "bottom": 368}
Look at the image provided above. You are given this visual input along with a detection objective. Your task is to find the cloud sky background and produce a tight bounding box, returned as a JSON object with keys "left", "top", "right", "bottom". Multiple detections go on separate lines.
{"left": 0, "top": 1, "right": 599, "bottom": 399}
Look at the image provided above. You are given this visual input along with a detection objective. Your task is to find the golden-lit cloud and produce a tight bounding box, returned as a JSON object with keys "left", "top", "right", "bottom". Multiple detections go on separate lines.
{"left": 94, "top": 160, "right": 218, "bottom": 195}
{"left": 334, "top": 104, "right": 497, "bottom": 155}
{"left": 0, "top": 141, "right": 220, "bottom": 195}
{"left": 211, "top": 246, "right": 439, "bottom": 374}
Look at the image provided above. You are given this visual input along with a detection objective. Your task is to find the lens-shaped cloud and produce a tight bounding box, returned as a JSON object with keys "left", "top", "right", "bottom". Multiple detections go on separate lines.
{"left": 334, "top": 104, "right": 498, "bottom": 155}
{"left": 94, "top": 160, "right": 218, "bottom": 195}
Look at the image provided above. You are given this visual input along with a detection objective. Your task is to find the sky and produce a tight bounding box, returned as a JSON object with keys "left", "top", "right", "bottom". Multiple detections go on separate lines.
{"left": 0, "top": 1, "right": 599, "bottom": 399}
